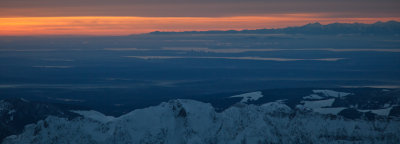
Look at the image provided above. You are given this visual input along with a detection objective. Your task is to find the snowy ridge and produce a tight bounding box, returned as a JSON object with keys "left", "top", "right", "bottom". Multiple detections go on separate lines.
{"left": 358, "top": 106, "right": 395, "bottom": 116}
{"left": 4, "top": 99, "right": 400, "bottom": 144}
{"left": 71, "top": 110, "right": 116, "bottom": 123}
{"left": 303, "top": 89, "right": 352, "bottom": 100}
{"left": 230, "top": 91, "right": 263, "bottom": 103}
{"left": 260, "top": 101, "right": 291, "bottom": 114}
{"left": 312, "top": 89, "right": 352, "bottom": 98}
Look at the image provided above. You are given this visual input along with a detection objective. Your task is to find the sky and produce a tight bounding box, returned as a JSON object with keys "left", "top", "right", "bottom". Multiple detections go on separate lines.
{"left": 1, "top": 0, "right": 400, "bottom": 35}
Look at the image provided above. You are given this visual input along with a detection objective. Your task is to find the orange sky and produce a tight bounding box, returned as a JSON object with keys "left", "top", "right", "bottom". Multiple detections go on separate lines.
{"left": 1, "top": 15, "right": 399, "bottom": 36}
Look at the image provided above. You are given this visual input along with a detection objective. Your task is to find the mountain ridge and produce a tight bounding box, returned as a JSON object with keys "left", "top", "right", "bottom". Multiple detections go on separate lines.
{"left": 149, "top": 21, "right": 400, "bottom": 35}
{"left": 2, "top": 88, "right": 400, "bottom": 143}
{"left": 3, "top": 99, "right": 400, "bottom": 144}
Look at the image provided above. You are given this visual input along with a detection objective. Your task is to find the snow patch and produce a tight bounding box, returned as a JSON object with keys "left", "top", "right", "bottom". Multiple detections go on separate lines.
{"left": 312, "top": 90, "right": 352, "bottom": 98}
{"left": 302, "top": 90, "right": 352, "bottom": 100}
{"left": 358, "top": 107, "right": 393, "bottom": 116}
{"left": 230, "top": 91, "right": 263, "bottom": 103}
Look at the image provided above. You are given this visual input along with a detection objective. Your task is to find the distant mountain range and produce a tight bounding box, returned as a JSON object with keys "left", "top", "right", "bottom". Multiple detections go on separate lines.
{"left": 150, "top": 21, "right": 400, "bottom": 35}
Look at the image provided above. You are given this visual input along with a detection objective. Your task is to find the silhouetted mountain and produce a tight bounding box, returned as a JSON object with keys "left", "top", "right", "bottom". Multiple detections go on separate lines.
{"left": 149, "top": 21, "right": 400, "bottom": 35}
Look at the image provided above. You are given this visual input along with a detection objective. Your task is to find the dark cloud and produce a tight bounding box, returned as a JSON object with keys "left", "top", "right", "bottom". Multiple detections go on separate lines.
{"left": 0, "top": 0, "right": 399, "bottom": 17}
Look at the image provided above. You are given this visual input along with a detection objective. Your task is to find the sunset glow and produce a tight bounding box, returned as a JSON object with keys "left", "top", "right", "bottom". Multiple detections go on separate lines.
{"left": 1, "top": 16, "right": 399, "bottom": 36}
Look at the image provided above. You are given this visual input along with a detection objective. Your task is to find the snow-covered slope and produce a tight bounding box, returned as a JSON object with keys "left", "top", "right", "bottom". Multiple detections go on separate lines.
{"left": 71, "top": 110, "right": 116, "bottom": 123}
{"left": 3, "top": 99, "right": 400, "bottom": 144}
{"left": 296, "top": 89, "right": 400, "bottom": 116}
{"left": 358, "top": 107, "right": 394, "bottom": 116}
